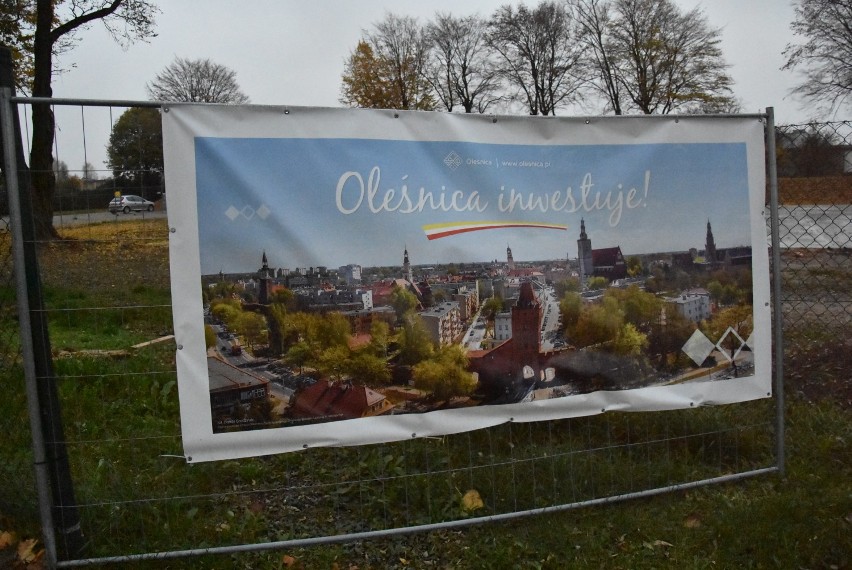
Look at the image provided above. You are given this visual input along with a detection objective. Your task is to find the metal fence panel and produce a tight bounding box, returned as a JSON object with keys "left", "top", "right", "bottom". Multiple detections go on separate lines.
{"left": 9, "top": 101, "right": 849, "bottom": 567}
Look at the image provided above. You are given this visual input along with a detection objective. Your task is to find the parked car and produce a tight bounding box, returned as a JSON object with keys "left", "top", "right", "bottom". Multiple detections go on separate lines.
{"left": 108, "top": 194, "right": 155, "bottom": 214}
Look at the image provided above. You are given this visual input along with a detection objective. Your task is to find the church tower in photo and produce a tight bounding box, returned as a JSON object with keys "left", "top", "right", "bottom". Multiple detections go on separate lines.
{"left": 403, "top": 246, "right": 413, "bottom": 283}
{"left": 577, "top": 219, "right": 593, "bottom": 288}
{"left": 507, "top": 244, "right": 515, "bottom": 271}
{"left": 705, "top": 220, "right": 718, "bottom": 264}
{"left": 258, "top": 250, "right": 272, "bottom": 305}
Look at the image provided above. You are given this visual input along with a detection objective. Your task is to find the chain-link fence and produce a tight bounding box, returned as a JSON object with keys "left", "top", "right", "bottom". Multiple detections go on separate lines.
{"left": 774, "top": 121, "right": 851, "bottom": 406}
{"left": 2, "top": 102, "right": 848, "bottom": 567}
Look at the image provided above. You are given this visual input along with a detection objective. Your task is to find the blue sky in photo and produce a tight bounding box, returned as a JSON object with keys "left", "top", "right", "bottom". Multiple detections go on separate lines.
{"left": 195, "top": 137, "right": 751, "bottom": 274}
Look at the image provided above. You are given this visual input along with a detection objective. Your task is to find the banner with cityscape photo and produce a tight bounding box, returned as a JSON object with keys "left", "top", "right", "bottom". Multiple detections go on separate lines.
{"left": 162, "top": 105, "right": 771, "bottom": 463}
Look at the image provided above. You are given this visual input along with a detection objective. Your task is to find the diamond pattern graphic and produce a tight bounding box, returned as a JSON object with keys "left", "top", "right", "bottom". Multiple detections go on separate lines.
{"left": 715, "top": 327, "right": 746, "bottom": 362}
{"left": 444, "top": 151, "right": 462, "bottom": 170}
{"left": 682, "top": 329, "right": 715, "bottom": 366}
{"left": 225, "top": 204, "right": 273, "bottom": 221}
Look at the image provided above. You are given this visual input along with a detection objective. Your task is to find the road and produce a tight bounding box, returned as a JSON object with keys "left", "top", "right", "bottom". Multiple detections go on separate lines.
{"left": 53, "top": 209, "right": 168, "bottom": 228}
{"left": 463, "top": 282, "right": 565, "bottom": 352}
{"left": 536, "top": 284, "right": 564, "bottom": 352}
{"left": 1, "top": 208, "right": 168, "bottom": 230}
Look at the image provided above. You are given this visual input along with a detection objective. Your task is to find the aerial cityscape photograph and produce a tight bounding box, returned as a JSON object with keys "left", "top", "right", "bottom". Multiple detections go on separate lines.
{"left": 202, "top": 209, "right": 755, "bottom": 433}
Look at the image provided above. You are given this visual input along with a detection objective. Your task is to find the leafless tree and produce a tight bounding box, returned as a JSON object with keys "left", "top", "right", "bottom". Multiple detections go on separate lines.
{"left": 147, "top": 56, "right": 249, "bottom": 103}
{"left": 783, "top": 0, "right": 852, "bottom": 115}
{"left": 575, "top": 0, "right": 734, "bottom": 115}
{"left": 487, "top": 1, "right": 585, "bottom": 115}
{"left": 572, "top": 0, "right": 623, "bottom": 114}
{"left": 425, "top": 13, "right": 501, "bottom": 113}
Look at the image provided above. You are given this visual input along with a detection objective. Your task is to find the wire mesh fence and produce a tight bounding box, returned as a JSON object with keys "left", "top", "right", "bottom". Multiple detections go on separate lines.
{"left": 1, "top": 103, "right": 847, "bottom": 567}
{"left": 774, "top": 121, "right": 851, "bottom": 406}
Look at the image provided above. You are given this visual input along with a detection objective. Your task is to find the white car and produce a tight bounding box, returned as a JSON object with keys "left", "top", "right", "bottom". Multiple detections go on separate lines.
{"left": 108, "top": 194, "right": 155, "bottom": 214}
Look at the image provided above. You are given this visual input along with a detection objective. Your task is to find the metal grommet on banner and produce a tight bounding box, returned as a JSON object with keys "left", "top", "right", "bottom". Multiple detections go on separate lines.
{"left": 394, "top": 113, "right": 399, "bottom": 118}
{"left": 585, "top": 119, "right": 590, "bottom": 124}
{"left": 177, "top": 344, "right": 183, "bottom": 350}
{"left": 284, "top": 109, "right": 290, "bottom": 115}
{"left": 411, "top": 433, "right": 416, "bottom": 438}
{"left": 163, "top": 107, "right": 169, "bottom": 113}
{"left": 169, "top": 227, "right": 176, "bottom": 233}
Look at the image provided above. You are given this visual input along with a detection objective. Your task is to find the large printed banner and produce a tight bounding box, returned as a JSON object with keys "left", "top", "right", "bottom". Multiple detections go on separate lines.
{"left": 163, "top": 105, "right": 771, "bottom": 463}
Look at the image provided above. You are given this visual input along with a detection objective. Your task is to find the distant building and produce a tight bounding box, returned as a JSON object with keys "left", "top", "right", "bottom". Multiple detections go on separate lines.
{"left": 704, "top": 220, "right": 717, "bottom": 265}
{"left": 420, "top": 301, "right": 463, "bottom": 346}
{"left": 340, "top": 306, "right": 396, "bottom": 335}
{"left": 577, "top": 219, "right": 593, "bottom": 286}
{"left": 719, "top": 246, "right": 752, "bottom": 267}
{"left": 591, "top": 247, "right": 627, "bottom": 280}
{"left": 208, "top": 356, "right": 270, "bottom": 422}
{"left": 468, "top": 281, "right": 549, "bottom": 396}
{"left": 290, "top": 380, "right": 393, "bottom": 421}
{"left": 494, "top": 311, "right": 512, "bottom": 341}
{"left": 339, "top": 264, "right": 362, "bottom": 285}
{"left": 258, "top": 251, "right": 273, "bottom": 304}
{"left": 665, "top": 292, "right": 711, "bottom": 323}
{"left": 699, "top": 221, "right": 752, "bottom": 269}
{"left": 576, "top": 219, "right": 627, "bottom": 287}
{"left": 404, "top": 247, "right": 414, "bottom": 283}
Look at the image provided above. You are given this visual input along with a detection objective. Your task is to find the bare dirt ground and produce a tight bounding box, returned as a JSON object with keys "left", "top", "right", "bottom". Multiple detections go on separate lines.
{"left": 779, "top": 248, "right": 851, "bottom": 408}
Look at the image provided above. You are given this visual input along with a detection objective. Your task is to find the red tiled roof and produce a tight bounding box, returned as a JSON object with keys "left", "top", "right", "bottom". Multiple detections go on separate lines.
{"left": 592, "top": 246, "right": 623, "bottom": 266}
{"left": 291, "top": 380, "right": 387, "bottom": 420}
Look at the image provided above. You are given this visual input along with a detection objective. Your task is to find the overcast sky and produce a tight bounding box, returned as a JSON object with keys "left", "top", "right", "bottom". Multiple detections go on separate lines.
{"left": 42, "top": 0, "right": 810, "bottom": 176}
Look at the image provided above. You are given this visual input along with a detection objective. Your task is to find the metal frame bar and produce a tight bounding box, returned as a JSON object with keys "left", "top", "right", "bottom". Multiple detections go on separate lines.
{"left": 765, "top": 108, "right": 786, "bottom": 477}
{"left": 56, "top": 467, "right": 778, "bottom": 568}
{"left": 0, "top": 87, "right": 59, "bottom": 568}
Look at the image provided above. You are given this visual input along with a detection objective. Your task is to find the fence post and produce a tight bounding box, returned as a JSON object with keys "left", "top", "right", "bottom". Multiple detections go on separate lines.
{"left": 765, "top": 107, "right": 785, "bottom": 477}
{"left": 0, "top": 46, "right": 84, "bottom": 562}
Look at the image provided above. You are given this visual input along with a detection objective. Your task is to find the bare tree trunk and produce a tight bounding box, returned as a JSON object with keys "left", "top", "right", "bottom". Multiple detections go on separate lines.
{"left": 31, "top": 0, "right": 60, "bottom": 240}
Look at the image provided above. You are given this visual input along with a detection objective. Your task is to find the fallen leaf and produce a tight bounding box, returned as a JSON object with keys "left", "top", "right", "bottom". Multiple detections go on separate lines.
{"left": 0, "top": 531, "right": 16, "bottom": 550}
{"left": 17, "top": 538, "right": 42, "bottom": 563}
{"left": 684, "top": 513, "right": 702, "bottom": 528}
{"left": 461, "top": 489, "right": 484, "bottom": 512}
{"left": 282, "top": 554, "right": 297, "bottom": 566}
